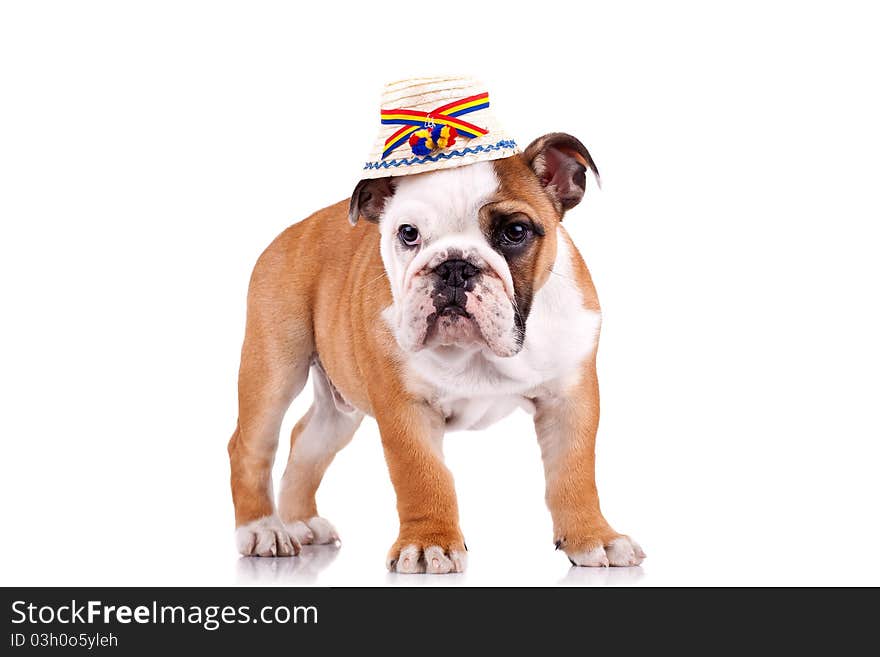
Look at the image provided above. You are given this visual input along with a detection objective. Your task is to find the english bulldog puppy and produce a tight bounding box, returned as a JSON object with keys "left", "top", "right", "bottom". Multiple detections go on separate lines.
{"left": 228, "top": 133, "right": 644, "bottom": 572}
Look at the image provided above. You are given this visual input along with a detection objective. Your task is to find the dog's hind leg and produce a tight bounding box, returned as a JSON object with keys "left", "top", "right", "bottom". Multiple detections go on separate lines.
{"left": 228, "top": 242, "right": 315, "bottom": 557}
{"left": 277, "top": 360, "right": 363, "bottom": 545}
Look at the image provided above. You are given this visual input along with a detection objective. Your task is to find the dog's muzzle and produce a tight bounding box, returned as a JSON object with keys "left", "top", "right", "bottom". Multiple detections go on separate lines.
{"left": 432, "top": 259, "right": 479, "bottom": 316}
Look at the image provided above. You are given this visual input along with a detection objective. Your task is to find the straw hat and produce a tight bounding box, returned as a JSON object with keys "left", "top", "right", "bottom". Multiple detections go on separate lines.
{"left": 360, "top": 75, "right": 520, "bottom": 179}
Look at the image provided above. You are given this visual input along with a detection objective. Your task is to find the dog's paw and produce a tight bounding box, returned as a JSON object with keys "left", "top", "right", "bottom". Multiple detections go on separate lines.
{"left": 387, "top": 534, "right": 467, "bottom": 574}
{"left": 563, "top": 535, "right": 645, "bottom": 568}
{"left": 388, "top": 544, "right": 467, "bottom": 574}
{"left": 235, "top": 515, "right": 302, "bottom": 557}
{"left": 285, "top": 517, "right": 340, "bottom": 545}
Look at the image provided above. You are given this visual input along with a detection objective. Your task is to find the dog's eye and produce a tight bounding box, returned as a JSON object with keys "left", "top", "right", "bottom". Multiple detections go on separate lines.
{"left": 397, "top": 224, "right": 420, "bottom": 247}
{"left": 500, "top": 222, "right": 529, "bottom": 245}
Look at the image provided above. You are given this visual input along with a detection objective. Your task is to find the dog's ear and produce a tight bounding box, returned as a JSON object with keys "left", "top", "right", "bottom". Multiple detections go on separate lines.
{"left": 522, "top": 133, "right": 599, "bottom": 215}
{"left": 348, "top": 178, "right": 395, "bottom": 226}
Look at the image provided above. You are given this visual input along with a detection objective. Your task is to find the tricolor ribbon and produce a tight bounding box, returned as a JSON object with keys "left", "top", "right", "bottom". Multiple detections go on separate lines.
{"left": 380, "top": 92, "right": 490, "bottom": 159}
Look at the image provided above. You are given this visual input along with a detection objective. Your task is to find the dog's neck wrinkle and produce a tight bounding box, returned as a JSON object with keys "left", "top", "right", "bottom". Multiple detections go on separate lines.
{"left": 422, "top": 347, "right": 516, "bottom": 389}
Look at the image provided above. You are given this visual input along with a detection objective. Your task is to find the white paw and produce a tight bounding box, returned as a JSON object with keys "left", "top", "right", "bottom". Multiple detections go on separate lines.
{"left": 567, "top": 536, "right": 645, "bottom": 568}
{"left": 285, "top": 517, "right": 339, "bottom": 545}
{"left": 388, "top": 544, "right": 467, "bottom": 574}
{"left": 235, "top": 515, "right": 301, "bottom": 557}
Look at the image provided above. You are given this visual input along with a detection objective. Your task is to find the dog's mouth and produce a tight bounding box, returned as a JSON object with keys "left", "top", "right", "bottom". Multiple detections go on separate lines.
{"left": 430, "top": 281, "right": 473, "bottom": 323}
{"left": 437, "top": 304, "right": 470, "bottom": 318}
{"left": 399, "top": 264, "right": 520, "bottom": 358}
{"left": 425, "top": 300, "right": 480, "bottom": 348}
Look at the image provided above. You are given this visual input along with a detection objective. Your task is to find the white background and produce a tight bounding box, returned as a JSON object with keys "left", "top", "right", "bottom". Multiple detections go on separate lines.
{"left": 2, "top": 1, "right": 878, "bottom": 587}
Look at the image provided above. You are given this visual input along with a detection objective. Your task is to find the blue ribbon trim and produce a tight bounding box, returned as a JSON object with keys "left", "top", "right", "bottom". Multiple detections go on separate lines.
{"left": 365, "top": 139, "right": 517, "bottom": 171}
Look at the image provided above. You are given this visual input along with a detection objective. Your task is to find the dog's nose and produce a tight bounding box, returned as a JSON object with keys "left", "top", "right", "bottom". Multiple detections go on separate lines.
{"left": 434, "top": 259, "right": 479, "bottom": 288}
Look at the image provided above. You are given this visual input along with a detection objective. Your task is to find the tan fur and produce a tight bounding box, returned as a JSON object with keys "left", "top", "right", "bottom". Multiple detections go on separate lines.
{"left": 278, "top": 408, "right": 319, "bottom": 520}
{"left": 490, "top": 157, "right": 619, "bottom": 554}
{"left": 559, "top": 227, "right": 601, "bottom": 311}
{"left": 533, "top": 333, "right": 619, "bottom": 553}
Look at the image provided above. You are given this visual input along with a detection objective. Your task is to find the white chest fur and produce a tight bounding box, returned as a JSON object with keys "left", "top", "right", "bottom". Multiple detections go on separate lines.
{"left": 403, "top": 230, "right": 602, "bottom": 431}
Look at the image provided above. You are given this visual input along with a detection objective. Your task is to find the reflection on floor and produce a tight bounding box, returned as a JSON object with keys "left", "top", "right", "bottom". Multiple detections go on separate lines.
{"left": 559, "top": 564, "right": 644, "bottom": 586}
{"left": 236, "top": 545, "right": 340, "bottom": 584}
{"left": 236, "top": 544, "right": 644, "bottom": 586}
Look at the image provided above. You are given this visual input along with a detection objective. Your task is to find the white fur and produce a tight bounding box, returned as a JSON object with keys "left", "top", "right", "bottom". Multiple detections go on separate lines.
{"left": 567, "top": 536, "right": 646, "bottom": 568}
{"left": 405, "top": 229, "right": 602, "bottom": 431}
{"left": 277, "top": 363, "right": 360, "bottom": 544}
{"left": 286, "top": 517, "right": 340, "bottom": 545}
{"left": 236, "top": 515, "right": 301, "bottom": 557}
{"left": 380, "top": 162, "right": 520, "bottom": 357}
{"left": 567, "top": 545, "right": 610, "bottom": 567}
{"left": 286, "top": 520, "right": 315, "bottom": 544}
{"left": 284, "top": 365, "right": 362, "bottom": 463}
{"left": 604, "top": 536, "right": 646, "bottom": 566}
{"left": 390, "top": 544, "right": 467, "bottom": 574}
{"left": 380, "top": 161, "right": 505, "bottom": 300}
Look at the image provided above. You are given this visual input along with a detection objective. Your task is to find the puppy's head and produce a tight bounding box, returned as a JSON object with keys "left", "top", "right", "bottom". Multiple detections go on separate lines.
{"left": 349, "top": 133, "right": 598, "bottom": 358}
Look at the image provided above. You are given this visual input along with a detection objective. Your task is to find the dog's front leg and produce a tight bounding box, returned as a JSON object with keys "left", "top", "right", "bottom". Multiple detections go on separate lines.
{"left": 376, "top": 400, "right": 466, "bottom": 574}
{"left": 534, "top": 356, "right": 645, "bottom": 567}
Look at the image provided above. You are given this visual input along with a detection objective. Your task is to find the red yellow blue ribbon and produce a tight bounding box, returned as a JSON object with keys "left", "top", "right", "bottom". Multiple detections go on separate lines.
{"left": 380, "top": 92, "right": 490, "bottom": 159}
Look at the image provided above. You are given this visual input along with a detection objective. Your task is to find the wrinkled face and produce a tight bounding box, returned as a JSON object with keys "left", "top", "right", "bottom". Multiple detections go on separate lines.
{"left": 378, "top": 159, "right": 560, "bottom": 358}
{"left": 350, "top": 133, "right": 597, "bottom": 359}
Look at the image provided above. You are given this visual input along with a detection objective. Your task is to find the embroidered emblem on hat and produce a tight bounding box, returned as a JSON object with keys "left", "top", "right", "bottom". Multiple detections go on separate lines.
{"left": 408, "top": 125, "right": 458, "bottom": 156}
{"left": 360, "top": 76, "right": 521, "bottom": 179}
